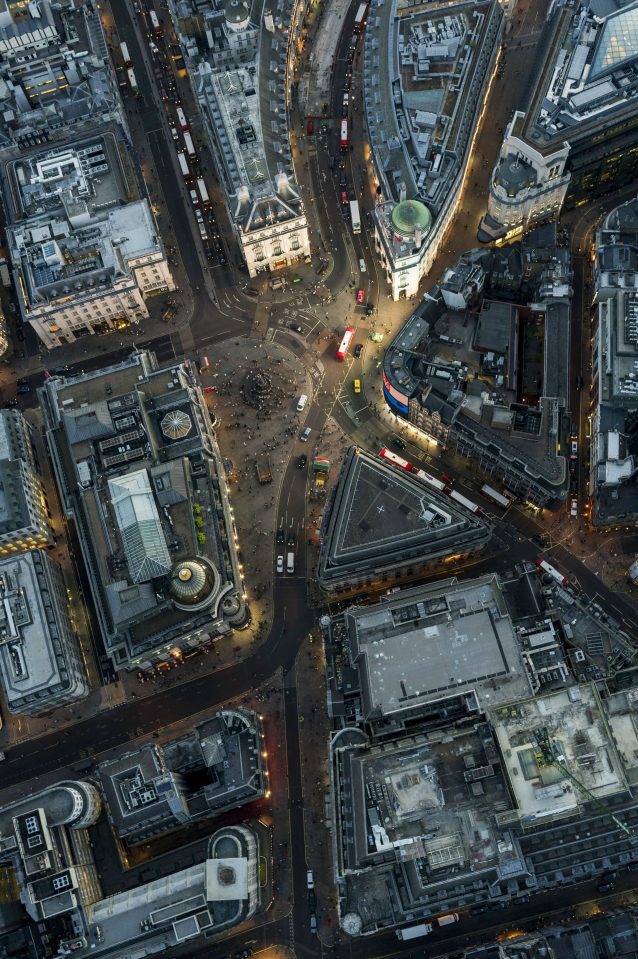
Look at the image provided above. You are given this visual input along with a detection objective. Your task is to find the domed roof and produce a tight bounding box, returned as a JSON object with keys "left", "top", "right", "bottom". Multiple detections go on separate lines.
{"left": 391, "top": 199, "right": 432, "bottom": 238}
{"left": 224, "top": 0, "right": 249, "bottom": 23}
{"left": 169, "top": 558, "right": 219, "bottom": 609}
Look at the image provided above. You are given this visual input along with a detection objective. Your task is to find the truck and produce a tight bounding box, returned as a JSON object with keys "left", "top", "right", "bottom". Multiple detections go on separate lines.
{"left": 196, "top": 178, "right": 210, "bottom": 204}
{"left": 177, "top": 151, "right": 189, "bottom": 178}
{"left": 480, "top": 484, "right": 512, "bottom": 509}
{"left": 395, "top": 923, "right": 433, "bottom": 940}
{"left": 350, "top": 199, "right": 361, "bottom": 234}
{"left": 120, "top": 41, "right": 132, "bottom": 66}
{"left": 183, "top": 131, "right": 196, "bottom": 157}
{"left": 255, "top": 453, "right": 273, "bottom": 484}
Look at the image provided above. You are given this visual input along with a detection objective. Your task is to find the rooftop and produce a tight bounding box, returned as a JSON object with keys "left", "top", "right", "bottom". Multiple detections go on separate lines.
{"left": 0, "top": 551, "right": 87, "bottom": 713}
{"left": 511, "top": 0, "right": 638, "bottom": 153}
{"left": 490, "top": 685, "right": 627, "bottom": 825}
{"left": 4, "top": 135, "right": 160, "bottom": 313}
{"left": 98, "top": 709, "right": 266, "bottom": 840}
{"left": 365, "top": 0, "right": 502, "bottom": 263}
{"left": 383, "top": 240, "right": 571, "bottom": 499}
{"left": 85, "top": 826, "right": 258, "bottom": 954}
{"left": 318, "top": 447, "right": 490, "bottom": 589}
{"left": 39, "top": 351, "right": 244, "bottom": 667}
{"left": 0, "top": 0, "right": 122, "bottom": 154}
{"left": 364, "top": 0, "right": 502, "bottom": 206}
{"left": 348, "top": 574, "right": 531, "bottom": 722}
{"left": 327, "top": 571, "right": 638, "bottom": 933}
{"left": 197, "top": 66, "right": 304, "bottom": 236}
{"left": 173, "top": 0, "right": 305, "bottom": 238}
{"left": 591, "top": 196, "right": 638, "bottom": 523}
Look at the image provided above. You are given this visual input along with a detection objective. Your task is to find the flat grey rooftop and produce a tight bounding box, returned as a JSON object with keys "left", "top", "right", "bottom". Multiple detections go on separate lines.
{"left": 474, "top": 301, "right": 516, "bottom": 353}
{"left": 318, "top": 447, "right": 490, "bottom": 588}
{"left": 348, "top": 575, "right": 531, "bottom": 718}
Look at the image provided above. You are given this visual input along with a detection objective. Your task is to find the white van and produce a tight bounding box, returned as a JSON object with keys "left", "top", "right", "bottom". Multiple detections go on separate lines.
{"left": 286, "top": 552, "right": 295, "bottom": 573}
{"left": 297, "top": 394, "right": 308, "bottom": 412}
{"left": 359, "top": 258, "right": 366, "bottom": 272}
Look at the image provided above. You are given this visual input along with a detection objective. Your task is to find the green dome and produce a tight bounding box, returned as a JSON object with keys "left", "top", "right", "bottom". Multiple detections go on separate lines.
{"left": 391, "top": 199, "right": 432, "bottom": 238}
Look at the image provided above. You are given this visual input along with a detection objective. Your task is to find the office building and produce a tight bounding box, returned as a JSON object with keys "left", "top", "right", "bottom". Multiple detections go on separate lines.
{"left": 0, "top": 780, "right": 260, "bottom": 958}
{"left": 88, "top": 825, "right": 260, "bottom": 955}
{"left": 0, "top": 550, "right": 88, "bottom": 715}
{"left": 0, "top": 0, "right": 124, "bottom": 156}
{"left": 325, "top": 574, "right": 638, "bottom": 935}
{"left": 169, "top": 0, "right": 310, "bottom": 276}
{"left": 317, "top": 447, "right": 490, "bottom": 593}
{"left": 0, "top": 780, "right": 102, "bottom": 927}
{"left": 0, "top": 409, "right": 54, "bottom": 557}
{"left": 590, "top": 196, "right": 638, "bottom": 525}
{"left": 343, "top": 574, "right": 530, "bottom": 735}
{"left": 98, "top": 708, "right": 267, "bottom": 844}
{"left": 364, "top": 0, "right": 502, "bottom": 299}
{"left": 0, "top": 0, "right": 174, "bottom": 348}
{"left": 39, "top": 351, "right": 246, "bottom": 672}
{"left": 383, "top": 235, "right": 572, "bottom": 504}
{"left": 3, "top": 138, "right": 175, "bottom": 349}
{"left": 481, "top": 0, "right": 638, "bottom": 240}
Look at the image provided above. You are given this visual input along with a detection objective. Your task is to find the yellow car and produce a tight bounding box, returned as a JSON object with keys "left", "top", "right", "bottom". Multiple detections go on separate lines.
{"left": 353, "top": 378, "right": 362, "bottom": 394}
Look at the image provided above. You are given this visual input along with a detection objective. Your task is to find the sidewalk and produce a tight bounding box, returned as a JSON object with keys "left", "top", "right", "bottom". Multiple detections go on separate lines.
{"left": 295, "top": 629, "right": 339, "bottom": 946}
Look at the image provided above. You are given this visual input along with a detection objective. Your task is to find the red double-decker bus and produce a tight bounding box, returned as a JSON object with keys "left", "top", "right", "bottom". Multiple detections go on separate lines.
{"left": 340, "top": 119, "right": 348, "bottom": 151}
{"left": 337, "top": 327, "right": 355, "bottom": 360}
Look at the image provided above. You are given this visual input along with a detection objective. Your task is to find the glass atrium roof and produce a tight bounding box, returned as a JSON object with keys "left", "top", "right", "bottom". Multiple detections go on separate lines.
{"left": 108, "top": 470, "right": 172, "bottom": 584}
{"left": 589, "top": 4, "right": 638, "bottom": 80}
